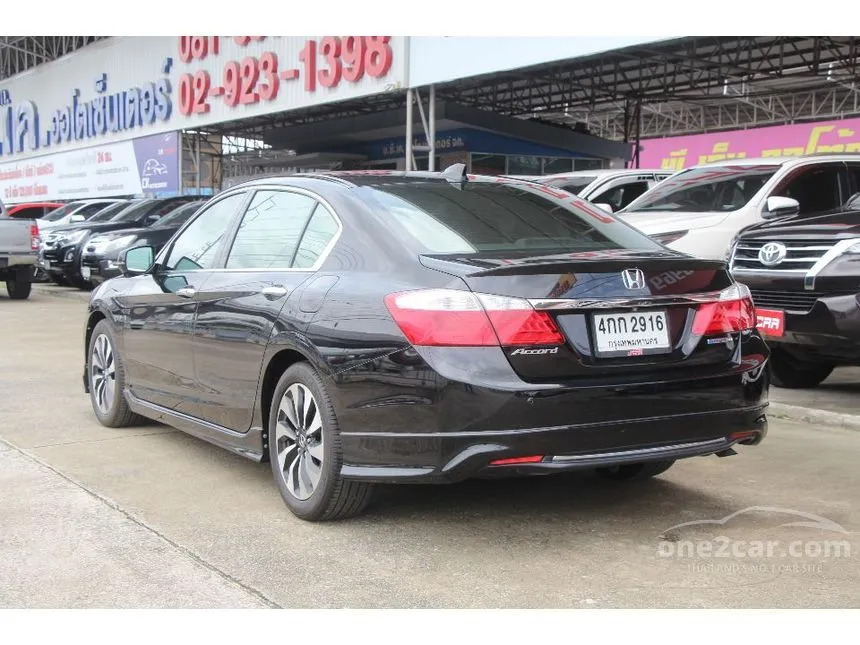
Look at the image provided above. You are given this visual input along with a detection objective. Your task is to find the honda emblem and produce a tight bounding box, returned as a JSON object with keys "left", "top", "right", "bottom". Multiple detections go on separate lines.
{"left": 621, "top": 268, "right": 646, "bottom": 290}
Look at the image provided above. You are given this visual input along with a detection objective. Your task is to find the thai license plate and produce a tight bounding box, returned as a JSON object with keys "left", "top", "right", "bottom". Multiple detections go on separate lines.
{"left": 756, "top": 308, "right": 785, "bottom": 337}
{"left": 592, "top": 310, "right": 671, "bottom": 357}
{"left": 81, "top": 266, "right": 91, "bottom": 281}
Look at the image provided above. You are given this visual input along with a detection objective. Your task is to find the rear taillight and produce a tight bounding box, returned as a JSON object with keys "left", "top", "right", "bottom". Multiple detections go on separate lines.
{"left": 30, "top": 222, "right": 40, "bottom": 251}
{"left": 692, "top": 283, "right": 756, "bottom": 335}
{"left": 384, "top": 289, "right": 564, "bottom": 347}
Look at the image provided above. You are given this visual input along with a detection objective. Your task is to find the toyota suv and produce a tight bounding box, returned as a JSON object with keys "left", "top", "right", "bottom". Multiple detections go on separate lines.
{"left": 620, "top": 155, "right": 860, "bottom": 259}
{"left": 729, "top": 207, "right": 860, "bottom": 388}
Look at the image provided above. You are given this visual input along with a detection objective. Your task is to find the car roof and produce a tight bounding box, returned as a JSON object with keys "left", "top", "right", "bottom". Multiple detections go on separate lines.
{"left": 539, "top": 169, "right": 671, "bottom": 179}
{"left": 693, "top": 153, "right": 860, "bottom": 169}
{"left": 226, "top": 168, "right": 675, "bottom": 193}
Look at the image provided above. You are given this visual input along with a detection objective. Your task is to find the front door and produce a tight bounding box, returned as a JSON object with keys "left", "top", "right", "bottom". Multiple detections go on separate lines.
{"left": 121, "top": 191, "right": 248, "bottom": 412}
{"left": 190, "top": 188, "right": 341, "bottom": 432}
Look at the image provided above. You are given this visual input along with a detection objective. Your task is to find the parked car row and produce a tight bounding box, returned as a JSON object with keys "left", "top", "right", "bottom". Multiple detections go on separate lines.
{"left": 38, "top": 197, "right": 205, "bottom": 289}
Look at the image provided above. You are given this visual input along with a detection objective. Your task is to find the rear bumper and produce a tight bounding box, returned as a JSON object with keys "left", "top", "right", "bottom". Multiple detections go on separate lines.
{"left": 334, "top": 342, "right": 770, "bottom": 483}
{"left": 340, "top": 406, "right": 768, "bottom": 483}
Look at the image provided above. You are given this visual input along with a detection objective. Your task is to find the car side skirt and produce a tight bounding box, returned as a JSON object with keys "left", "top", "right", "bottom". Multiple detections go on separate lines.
{"left": 125, "top": 389, "right": 264, "bottom": 462}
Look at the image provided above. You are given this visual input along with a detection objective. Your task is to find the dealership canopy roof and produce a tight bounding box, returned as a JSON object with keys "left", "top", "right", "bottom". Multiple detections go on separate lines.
{"left": 3, "top": 36, "right": 859, "bottom": 144}
{"left": 0, "top": 36, "right": 106, "bottom": 79}
{"left": 197, "top": 36, "right": 860, "bottom": 144}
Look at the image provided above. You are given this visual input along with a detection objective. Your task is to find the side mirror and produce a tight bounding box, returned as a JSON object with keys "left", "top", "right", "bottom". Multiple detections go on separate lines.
{"left": 69, "top": 214, "right": 86, "bottom": 223}
{"left": 118, "top": 245, "right": 155, "bottom": 277}
{"left": 594, "top": 203, "right": 615, "bottom": 213}
{"left": 763, "top": 196, "right": 800, "bottom": 219}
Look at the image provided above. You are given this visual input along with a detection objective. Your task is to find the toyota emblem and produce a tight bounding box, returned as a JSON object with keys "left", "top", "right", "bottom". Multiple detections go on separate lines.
{"left": 621, "top": 268, "right": 646, "bottom": 290}
{"left": 758, "top": 242, "right": 787, "bottom": 266}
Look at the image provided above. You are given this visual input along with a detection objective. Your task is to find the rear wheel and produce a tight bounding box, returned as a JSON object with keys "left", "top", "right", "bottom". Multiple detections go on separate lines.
{"left": 596, "top": 459, "right": 675, "bottom": 481}
{"left": 770, "top": 346, "right": 834, "bottom": 389}
{"left": 268, "top": 363, "right": 373, "bottom": 521}
{"left": 5, "top": 267, "right": 33, "bottom": 300}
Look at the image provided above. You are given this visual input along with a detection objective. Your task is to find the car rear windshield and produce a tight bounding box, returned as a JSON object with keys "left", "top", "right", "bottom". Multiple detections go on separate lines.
{"left": 623, "top": 165, "right": 779, "bottom": 213}
{"left": 359, "top": 180, "right": 663, "bottom": 255}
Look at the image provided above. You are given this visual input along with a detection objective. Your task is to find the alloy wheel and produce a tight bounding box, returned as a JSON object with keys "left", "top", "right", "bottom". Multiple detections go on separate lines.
{"left": 274, "top": 383, "right": 324, "bottom": 501}
{"left": 90, "top": 334, "right": 116, "bottom": 414}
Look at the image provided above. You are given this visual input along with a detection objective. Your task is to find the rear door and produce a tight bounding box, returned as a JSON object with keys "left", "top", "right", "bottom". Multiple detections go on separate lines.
{"left": 190, "top": 188, "right": 341, "bottom": 431}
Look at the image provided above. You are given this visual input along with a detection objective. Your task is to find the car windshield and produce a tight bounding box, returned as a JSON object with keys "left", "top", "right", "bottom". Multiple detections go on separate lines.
{"left": 42, "top": 203, "right": 83, "bottom": 221}
{"left": 539, "top": 175, "right": 598, "bottom": 195}
{"left": 87, "top": 202, "right": 129, "bottom": 223}
{"left": 154, "top": 202, "right": 203, "bottom": 227}
{"left": 623, "top": 165, "right": 779, "bottom": 213}
{"left": 359, "top": 179, "right": 663, "bottom": 255}
{"left": 110, "top": 200, "right": 158, "bottom": 223}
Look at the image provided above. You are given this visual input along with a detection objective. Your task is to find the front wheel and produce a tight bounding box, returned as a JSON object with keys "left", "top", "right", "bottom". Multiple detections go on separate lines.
{"left": 596, "top": 460, "right": 675, "bottom": 481}
{"left": 268, "top": 363, "right": 373, "bottom": 521}
{"left": 770, "top": 346, "right": 833, "bottom": 389}
{"left": 88, "top": 320, "right": 143, "bottom": 427}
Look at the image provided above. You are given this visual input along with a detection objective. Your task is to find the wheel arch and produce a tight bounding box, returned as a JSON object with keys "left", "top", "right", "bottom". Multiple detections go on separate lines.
{"left": 258, "top": 347, "right": 316, "bottom": 459}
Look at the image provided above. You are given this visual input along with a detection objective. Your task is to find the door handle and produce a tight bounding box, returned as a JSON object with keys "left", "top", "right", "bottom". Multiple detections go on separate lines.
{"left": 176, "top": 286, "right": 196, "bottom": 299}
{"left": 261, "top": 286, "right": 289, "bottom": 300}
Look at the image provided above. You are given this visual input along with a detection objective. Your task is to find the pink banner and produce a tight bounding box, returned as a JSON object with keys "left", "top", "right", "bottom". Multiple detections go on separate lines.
{"left": 638, "top": 118, "right": 860, "bottom": 170}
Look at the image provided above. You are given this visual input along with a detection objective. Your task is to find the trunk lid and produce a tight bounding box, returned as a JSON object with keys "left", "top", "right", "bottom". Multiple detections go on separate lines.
{"left": 420, "top": 250, "right": 742, "bottom": 382}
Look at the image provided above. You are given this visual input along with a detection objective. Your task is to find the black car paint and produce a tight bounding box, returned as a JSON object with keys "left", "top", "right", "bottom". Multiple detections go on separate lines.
{"left": 732, "top": 209, "right": 860, "bottom": 362}
{"left": 45, "top": 197, "right": 200, "bottom": 285}
{"left": 85, "top": 174, "right": 769, "bottom": 484}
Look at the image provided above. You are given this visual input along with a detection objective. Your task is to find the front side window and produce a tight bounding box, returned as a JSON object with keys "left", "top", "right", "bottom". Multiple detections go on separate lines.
{"left": 226, "top": 191, "right": 317, "bottom": 269}
{"left": 624, "top": 165, "right": 779, "bottom": 213}
{"left": 359, "top": 179, "right": 662, "bottom": 255}
{"left": 592, "top": 181, "right": 650, "bottom": 211}
{"left": 773, "top": 165, "right": 843, "bottom": 215}
{"left": 164, "top": 193, "right": 245, "bottom": 271}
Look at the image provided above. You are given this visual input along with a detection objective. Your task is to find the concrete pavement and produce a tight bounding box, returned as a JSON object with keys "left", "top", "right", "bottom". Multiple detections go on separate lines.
{"left": 2, "top": 289, "right": 858, "bottom": 608}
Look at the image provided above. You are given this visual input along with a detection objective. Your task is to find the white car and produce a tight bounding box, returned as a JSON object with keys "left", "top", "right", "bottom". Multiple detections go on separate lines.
{"left": 618, "top": 155, "right": 860, "bottom": 259}
{"left": 37, "top": 199, "right": 123, "bottom": 232}
{"left": 510, "top": 169, "right": 674, "bottom": 212}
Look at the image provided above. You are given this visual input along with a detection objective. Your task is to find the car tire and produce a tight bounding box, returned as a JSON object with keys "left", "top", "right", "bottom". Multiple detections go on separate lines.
{"left": 88, "top": 320, "right": 142, "bottom": 428}
{"left": 268, "top": 362, "right": 373, "bottom": 521}
{"left": 5, "top": 267, "right": 32, "bottom": 300}
{"left": 595, "top": 459, "right": 675, "bottom": 481}
{"left": 769, "top": 347, "right": 834, "bottom": 389}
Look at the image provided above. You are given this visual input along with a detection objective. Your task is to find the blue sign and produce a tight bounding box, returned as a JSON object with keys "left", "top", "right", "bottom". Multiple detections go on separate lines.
{"left": 0, "top": 60, "right": 173, "bottom": 158}
{"left": 341, "top": 127, "right": 592, "bottom": 161}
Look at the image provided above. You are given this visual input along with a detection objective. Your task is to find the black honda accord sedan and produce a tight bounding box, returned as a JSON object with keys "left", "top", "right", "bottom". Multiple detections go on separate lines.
{"left": 83, "top": 167, "right": 770, "bottom": 521}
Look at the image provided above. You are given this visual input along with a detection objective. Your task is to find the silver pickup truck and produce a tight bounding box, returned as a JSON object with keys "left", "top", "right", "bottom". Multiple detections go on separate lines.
{"left": 0, "top": 198, "right": 41, "bottom": 300}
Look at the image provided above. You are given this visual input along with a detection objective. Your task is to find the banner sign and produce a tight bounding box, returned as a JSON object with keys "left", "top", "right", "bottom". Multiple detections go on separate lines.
{"left": 0, "top": 37, "right": 406, "bottom": 163}
{"left": 0, "top": 131, "right": 179, "bottom": 204}
{"left": 639, "top": 117, "right": 860, "bottom": 170}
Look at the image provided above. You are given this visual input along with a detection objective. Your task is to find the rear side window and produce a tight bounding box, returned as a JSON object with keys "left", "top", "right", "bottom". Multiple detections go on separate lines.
{"left": 359, "top": 180, "right": 662, "bottom": 255}
{"left": 226, "top": 190, "right": 318, "bottom": 269}
{"left": 293, "top": 207, "right": 339, "bottom": 268}
{"left": 592, "top": 181, "right": 650, "bottom": 211}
